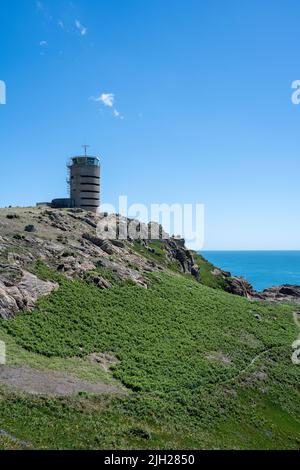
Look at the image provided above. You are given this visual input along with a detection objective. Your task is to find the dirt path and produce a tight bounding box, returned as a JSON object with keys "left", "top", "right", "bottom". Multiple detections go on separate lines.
{"left": 0, "top": 429, "right": 31, "bottom": 448}
{"left": 0, "top": 366, "right": 124, "bottom": 397}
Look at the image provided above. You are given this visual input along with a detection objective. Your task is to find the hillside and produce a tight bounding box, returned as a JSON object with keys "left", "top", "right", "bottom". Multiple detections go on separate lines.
{"left": 0, "top": 207, "right": 299, "bottom": 450}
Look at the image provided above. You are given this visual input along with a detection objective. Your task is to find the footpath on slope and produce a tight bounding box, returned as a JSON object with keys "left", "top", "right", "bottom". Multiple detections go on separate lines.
{"left": 0, "top": 365, "right": 125, "bottom": 397}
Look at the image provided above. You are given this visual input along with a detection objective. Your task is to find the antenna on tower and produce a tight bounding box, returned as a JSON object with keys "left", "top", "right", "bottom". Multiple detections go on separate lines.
{"left": 82, "top": 144, "right": 90, "bottom": 157}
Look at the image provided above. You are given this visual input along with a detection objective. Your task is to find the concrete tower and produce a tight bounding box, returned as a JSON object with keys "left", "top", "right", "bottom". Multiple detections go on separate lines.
{"left": 69, "top": 148, "right": 100, "bottom": 213}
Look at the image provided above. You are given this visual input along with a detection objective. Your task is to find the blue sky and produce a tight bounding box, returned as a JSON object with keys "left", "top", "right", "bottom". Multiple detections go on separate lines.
{"left": 1, "top": 0, "right": 300, "bottom": 250}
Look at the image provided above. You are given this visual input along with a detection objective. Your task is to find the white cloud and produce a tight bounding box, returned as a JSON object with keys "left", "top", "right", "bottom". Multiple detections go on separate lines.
{"left": 95, "top": 93, "right": 115, "bottom": 108}
{"left": 113, "top": 109, "right": 124, "bottom": 120}
{"left": 58, "top": 20, "right": 64, "bottom": 29}
{"left": 75, "top": 19, "right": 87, "bottom": 36}
{"left": 92, "top": 92, "right": 124, "bottom": 119}
{"left": 39, "top": 40, "right": 48, "bottom": 46}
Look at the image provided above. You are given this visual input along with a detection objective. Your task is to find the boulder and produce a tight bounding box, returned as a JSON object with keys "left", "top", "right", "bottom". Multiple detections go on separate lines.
{"left": 0, "top": 267, "right": 58, "bottom": 319}
{"left": 226, "top": 276, "right": 261, "bottom": 299}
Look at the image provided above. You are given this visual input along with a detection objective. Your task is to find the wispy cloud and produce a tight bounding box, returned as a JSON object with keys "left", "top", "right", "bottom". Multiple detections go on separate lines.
{"left": 91, "top": 93, "right": 124, "bottom": 119}
{"left": 95, "top": 93, "right": 115, "bottom": 107}
{"left": 113, "top": 109, "right": 124, "bottom": 120}
{"left": 39, "top": 40, "right": 48, "bottom": 47}
{"left": 75, "top": 19, "right": 87, "bottom": 36}
{"left": 35, "top": 3, "right": 88, "bottom": 39}
{"left": 36, "top": 0, "right": 52, "bottom": 20}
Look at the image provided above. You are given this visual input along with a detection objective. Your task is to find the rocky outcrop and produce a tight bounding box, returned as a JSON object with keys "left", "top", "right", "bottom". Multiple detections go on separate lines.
{"left": 260, "top": 285, "right": 300, "bottom": 303}
{"left": 82, "top": 233, "right": 115, "bottom": 255}
{"left": 225, "top": 275, "right": 300, "bottom": 304}
{"left": 97, "top": 259, "right": 149, "bottom": 287}
{"left": 0, "top": 266, "right": 58, "bottom": 319}
{"left": 225, "top": 276, "right": 262, "bottom": 299}
{"left": 164, "top": 239, "right": 200, "bottom": 280}
{"left": 57, "top": 257, "right": 96, "bottom": 278}
{"left": 2, "top": 206, "right": 300, "bottom": 319}
{"left": 210, "top": 265, "right": 260, "bottom": 299}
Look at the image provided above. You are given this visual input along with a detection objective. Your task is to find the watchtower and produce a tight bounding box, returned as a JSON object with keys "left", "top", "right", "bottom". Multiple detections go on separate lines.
{"left": 68, "top": 146, "right": 100, "bottom": 213}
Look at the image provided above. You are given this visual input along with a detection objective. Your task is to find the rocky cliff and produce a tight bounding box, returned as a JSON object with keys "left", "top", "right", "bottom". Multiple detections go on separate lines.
{"left": 0, "top": 208, "right": 201, "bottom": 319}
{"left": 0, "top": 207, "right": 299, "bottom": 319}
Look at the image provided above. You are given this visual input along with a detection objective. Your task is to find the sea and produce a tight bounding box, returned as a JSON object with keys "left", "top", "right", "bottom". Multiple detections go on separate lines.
{"left": 201, "top": 251, "right": 300, "bottom": 292}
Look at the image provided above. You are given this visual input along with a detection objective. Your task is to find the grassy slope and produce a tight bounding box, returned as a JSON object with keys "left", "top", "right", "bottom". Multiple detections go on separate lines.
{"left": 193, "top": 252, "right": 231, "bottom": 290}
{"left": 0, "top": 262, "right": 299, "bottom": 449}
{"left": 131, "top": 241, "right": 232, "bottom": 289}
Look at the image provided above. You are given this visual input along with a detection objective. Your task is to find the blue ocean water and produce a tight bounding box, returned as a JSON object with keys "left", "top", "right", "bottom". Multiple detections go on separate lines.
{"left": 201, "top": 251, "right": 300, "bottom": 292}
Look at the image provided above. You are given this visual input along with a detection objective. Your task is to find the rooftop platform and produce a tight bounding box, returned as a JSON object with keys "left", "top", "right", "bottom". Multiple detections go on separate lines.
{"left": 70, "top": 156, "right": 100, "bottom": 167}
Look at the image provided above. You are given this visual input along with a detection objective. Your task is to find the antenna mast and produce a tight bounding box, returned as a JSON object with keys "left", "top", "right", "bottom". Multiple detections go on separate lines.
{"left": 82, "top": 144, "right": 90, "bottom": 157}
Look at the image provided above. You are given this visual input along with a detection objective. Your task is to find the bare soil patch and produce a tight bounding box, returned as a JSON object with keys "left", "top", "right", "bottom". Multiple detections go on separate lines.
{"left": 205, "top": 351, "right": 232, "bottom": 365}
{"left": 0, "top": 366, "right": 124, "bottom": 397}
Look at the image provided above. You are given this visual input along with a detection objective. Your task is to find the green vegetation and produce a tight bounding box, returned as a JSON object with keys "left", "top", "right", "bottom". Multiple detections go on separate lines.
{"left": 0, "top": 326, "right": 116, "bottom": 386}
{"left": 0, "top": 261, "right": 299, "bottom": 449}
{"left": 193, "top": 252, "right": 231, "bottom": 290}
{"left": 130, "top": 241, "right": 232, "bottom": 288}
{"left": 130, "top": 240, "right": 180, "bottom": 271}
